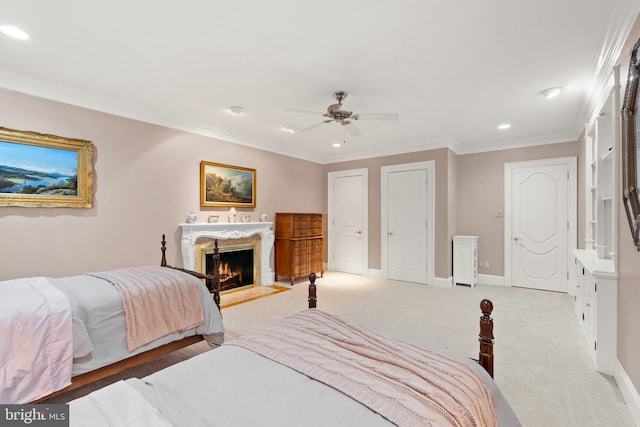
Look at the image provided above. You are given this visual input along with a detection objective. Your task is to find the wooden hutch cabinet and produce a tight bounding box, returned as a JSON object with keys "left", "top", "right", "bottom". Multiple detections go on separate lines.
{"left": 275, "top": 212, "right": 324, "bottom": 285}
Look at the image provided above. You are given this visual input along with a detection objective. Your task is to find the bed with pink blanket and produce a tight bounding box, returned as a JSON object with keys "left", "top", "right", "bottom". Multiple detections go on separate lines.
{"left": 68, "top": 274, "right": 521, "bottom": 426}
{"left": 0, "top": 236, "right": 224, "bottom": 404}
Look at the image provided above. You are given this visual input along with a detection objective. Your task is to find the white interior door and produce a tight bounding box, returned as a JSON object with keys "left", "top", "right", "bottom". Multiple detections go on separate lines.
{"left": 328, "top": 169, "right": 368, "bottom": 275}
{"left": 381, "top": 161, "right": 434, "bottom": 285}
{"left": 505, "top": 157, "right": 576, "bottom": 292}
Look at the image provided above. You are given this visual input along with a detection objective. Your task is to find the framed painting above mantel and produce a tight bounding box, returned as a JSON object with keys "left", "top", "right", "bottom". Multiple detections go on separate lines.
{"left": 0, "top": 127, "right": 94, "bottom": 208}
{"left": 200, "top": 161, "right": 256, "bottom": 208}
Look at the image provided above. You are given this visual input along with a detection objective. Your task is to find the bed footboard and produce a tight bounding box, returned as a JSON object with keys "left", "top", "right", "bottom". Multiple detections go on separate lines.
{"left": 160, "top": 234, "right": 221, "bottom": 310}
{"left": 306, "top": 272, "right": 495, "bottom": 378}
{"left": 479, "top": 299, "right": 494, "bottom": 378}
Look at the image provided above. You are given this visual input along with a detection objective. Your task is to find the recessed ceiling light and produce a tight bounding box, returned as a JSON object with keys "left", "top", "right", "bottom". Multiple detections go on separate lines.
{"left": 0, "top": 25, "right": 29, "bottom": 40}
{"left": 540, "top": 87, "right": 562, "bottom": 99}
{"left": 226, "top": 106, "right": 244, "bottom": 115}
{"left": 332, "top": 143, "right": 341, "bottom": 148}
{"left": 498, "top": 123, "right": 511, "bottom": 130}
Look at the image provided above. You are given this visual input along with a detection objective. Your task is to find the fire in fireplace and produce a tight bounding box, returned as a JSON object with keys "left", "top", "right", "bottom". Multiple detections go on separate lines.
{"left": 203, "top": 244, "right": 255, "bottom": 293}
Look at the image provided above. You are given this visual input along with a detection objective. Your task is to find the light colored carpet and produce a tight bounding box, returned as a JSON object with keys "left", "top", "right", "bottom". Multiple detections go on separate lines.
{"left": 45, "top": 272, "right": 636, "bottom": 426}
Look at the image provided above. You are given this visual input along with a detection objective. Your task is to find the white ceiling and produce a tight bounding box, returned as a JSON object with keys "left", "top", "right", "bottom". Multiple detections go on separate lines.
{"left": 1, "top": 1, "right": 639, "bottom": 164}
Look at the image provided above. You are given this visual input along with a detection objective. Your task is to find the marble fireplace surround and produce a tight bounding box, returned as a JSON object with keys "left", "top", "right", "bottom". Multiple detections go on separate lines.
{"left": 179, "top": 222, "right": 275, "bottom": 286}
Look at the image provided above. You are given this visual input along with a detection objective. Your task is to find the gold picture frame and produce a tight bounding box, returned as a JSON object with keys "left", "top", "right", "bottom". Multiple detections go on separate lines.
{"left": 200, "top": 161, "right": 256, "bottom": 208}
{"left": 0, "top": 127, "right": 94, "bottom": 208}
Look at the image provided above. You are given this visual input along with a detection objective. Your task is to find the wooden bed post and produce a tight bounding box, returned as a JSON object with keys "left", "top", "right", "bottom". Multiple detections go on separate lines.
{"left": 308, "top": 272, "right": 317, "bottom": 308}
{"left": 479, "top": 299, "right": 494, "bottom": 378}
{"left": 161, "top": 234, "right": 168, "bottom": 267}
{"left": 211, "top": 240, "right": 221, "bottom": 309}
{"left": 160, "top": 234, "right": 222, "bottom": 311}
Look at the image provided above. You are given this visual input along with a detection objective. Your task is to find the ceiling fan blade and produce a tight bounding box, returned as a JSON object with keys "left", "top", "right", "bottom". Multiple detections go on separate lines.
{"left": 345, "top": 122, "right": 363, "bottom": 137}
{"left": 286, "top": 108, "right": 324, "bottom": 115}
{"left": 298, "top": 121, "right": 326, "bottom": 133}
{"left": 354, "top": 113, "right": 399, "bottom": 121}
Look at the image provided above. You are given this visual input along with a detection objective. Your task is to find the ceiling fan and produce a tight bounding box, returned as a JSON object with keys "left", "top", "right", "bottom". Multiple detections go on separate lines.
{"left": 287, "top": 91, "right": 399, "bottom": 137}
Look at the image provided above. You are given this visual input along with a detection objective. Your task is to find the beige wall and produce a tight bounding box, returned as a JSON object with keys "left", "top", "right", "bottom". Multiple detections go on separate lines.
{"left": 616, "top": 16, "right": 640, "bottom": 401}
{"left": 0, "top": 88, "right": 323, "bottom": 280}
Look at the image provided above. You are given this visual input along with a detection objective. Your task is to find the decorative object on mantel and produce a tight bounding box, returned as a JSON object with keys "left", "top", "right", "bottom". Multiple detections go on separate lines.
{"left": 621, "top": 36, "right": 640, "bottom": 249}
{"left": 186, "top": 211, "right": 197, "bottom": 224}
{"left": 260, "top": 212, "right": 268, "bottom": 222}
{"left": 208, "top": 214, "right": 219, "bottom": 223}
{"left": 200, "top": 161, "right": 256, "bottom": 208}
{"left": 242, "top": 214, "right": 251, "bottom": 223}
{"left": 228, "top": 207, "right": 237, "bottom": 223}
{"left": 0, "top": 127, "right": 94, "bottom": 208}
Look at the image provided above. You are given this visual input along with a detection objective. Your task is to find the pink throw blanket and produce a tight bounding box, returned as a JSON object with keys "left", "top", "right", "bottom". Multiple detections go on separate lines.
{"left": 88, "top": 266, "right": 205, "bottom": 351}
{"left": 228, "top": 310, "right": 497, "bottom": 427}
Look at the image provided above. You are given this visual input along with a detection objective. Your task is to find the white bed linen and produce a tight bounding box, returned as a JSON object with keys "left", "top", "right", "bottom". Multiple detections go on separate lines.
{"left": 0, "top": 277, "right": 73, "bottom": 404}
{"left": 70, "top": 380, "right": 173, "bottom": 427}
{"left": 50, "top": 271, "right": 224, "bottom": 376}
{"left": 70, "top": 342, "right": 521, "bottom": 426}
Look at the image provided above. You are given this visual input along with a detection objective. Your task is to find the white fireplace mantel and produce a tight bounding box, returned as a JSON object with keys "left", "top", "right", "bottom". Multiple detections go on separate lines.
{"left": 179, "top": 222, "right": 275, "bottom": 286}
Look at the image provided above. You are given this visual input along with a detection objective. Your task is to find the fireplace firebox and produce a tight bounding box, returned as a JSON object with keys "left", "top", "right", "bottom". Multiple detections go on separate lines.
{"left": 203, "top": 244, "right": 255, "bottom": 293}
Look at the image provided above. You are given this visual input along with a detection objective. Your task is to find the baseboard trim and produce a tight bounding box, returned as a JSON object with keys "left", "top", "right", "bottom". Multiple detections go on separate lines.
{"left": 615, "top": 358, "right": 640, "bottom": 426}
{"left": 432, "top": 276, "right": 452, "bottom": 288}
{"left": 477, "top": 274, "right": 505, "bottom": 286}
{"left": 368, "top": 269, "right": 383, "bottom": 278}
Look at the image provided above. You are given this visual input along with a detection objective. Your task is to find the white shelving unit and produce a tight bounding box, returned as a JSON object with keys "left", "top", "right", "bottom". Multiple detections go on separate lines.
{"left": 584, "top": 66, "right": 619, "bottom": 261}
{"left": 453, "top": 235, "right": 477, "bottom": 287}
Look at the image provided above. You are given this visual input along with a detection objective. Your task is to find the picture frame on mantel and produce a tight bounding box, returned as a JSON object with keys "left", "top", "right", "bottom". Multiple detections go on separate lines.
{"left": 200, "top": 161, "right": 256, "bottom": 208}
{"left": 0, "top": 127, "right": 94, "bottom": 208}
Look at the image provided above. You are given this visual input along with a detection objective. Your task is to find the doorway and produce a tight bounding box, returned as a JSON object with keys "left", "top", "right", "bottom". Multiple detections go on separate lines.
{"left": 381, "top": 161, "right": 434, "bottom": 284}
{"left": 504, "top": 157, "right": 577, "bottom": 292}
{"left": 328, "top": 169, "right": 368, "bottom": 275}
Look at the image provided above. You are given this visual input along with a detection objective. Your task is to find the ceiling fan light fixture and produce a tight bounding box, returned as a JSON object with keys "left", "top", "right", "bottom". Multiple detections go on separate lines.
{"left": 0, "top": 25, "right": 29, "bottom": 40}
{"left": 540, "top": 87, "right": 562, "bottom": 99}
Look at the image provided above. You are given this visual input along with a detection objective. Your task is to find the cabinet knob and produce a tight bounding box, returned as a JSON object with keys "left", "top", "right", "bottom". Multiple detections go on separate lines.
{"left": 388, "top": 231, "right": 394, "bottom": 236}
{"left": 355, "top": 230, "right": 362, "bottom": 235}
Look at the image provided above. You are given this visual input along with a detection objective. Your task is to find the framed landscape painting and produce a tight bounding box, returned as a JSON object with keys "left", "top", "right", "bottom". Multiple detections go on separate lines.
{"left": 200, "top": 161, "right": 256, "bottom": 208}
{"left": 0, "top": 127, "right": 94, "bottom": 208}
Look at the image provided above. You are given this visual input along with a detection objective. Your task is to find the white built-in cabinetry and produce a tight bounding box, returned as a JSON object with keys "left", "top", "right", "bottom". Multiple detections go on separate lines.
{"left": 572, "top": 250, "right": 617, "bottom": 375}
{"left": 573, "top": 66, "right": 619, "bottom": 375}
{"left": 453, "top": 235, "right": 477, "bottom": 287}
